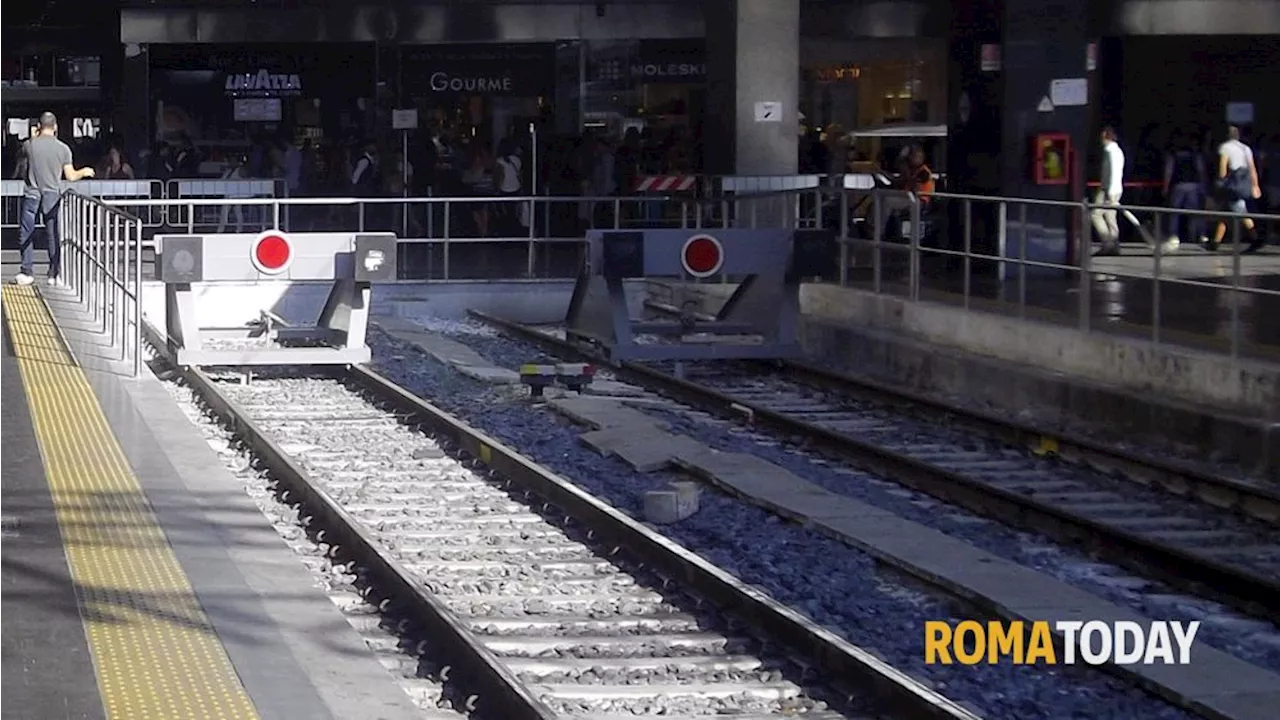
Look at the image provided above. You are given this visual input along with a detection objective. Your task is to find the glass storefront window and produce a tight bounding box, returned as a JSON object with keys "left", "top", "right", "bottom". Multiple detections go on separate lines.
{"left": 800, "top": 40, "right": 946, "bottom": 173}
{"left": 1, "top": 54, "right": 100, "bottom": 88}
{"left": 400, "top": 43, "right": 557, "bottom": 152}
{"left": 583, "top": 39, "right": 704, "bottom": 136}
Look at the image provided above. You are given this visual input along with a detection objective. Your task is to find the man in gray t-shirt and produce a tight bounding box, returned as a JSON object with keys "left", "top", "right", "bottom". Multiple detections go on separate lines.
{"left": 15, "top": 111, "right": 95, "bottom": 286}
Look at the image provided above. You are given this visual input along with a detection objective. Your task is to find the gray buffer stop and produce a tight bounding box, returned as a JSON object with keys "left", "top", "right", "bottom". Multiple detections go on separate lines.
{"left": 565, "top": 228, "right": 836, "bottom": 362}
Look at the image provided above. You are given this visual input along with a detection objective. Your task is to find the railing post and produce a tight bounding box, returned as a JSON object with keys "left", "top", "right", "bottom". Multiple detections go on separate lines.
{"left": 996, "top": 201, "right": 1008, "bottom": 284}
{"left": 77, "top": 196, "right": 87, "bottom": 300}
{"left": 838, "top": 189, "right": 849, "bottom": 287}
{"left": 962, "top": 198, "right": 972, "bottom": 310}
{"left": 115, "top": 214, "right": 125, "bottom": 358}
{"left": 104, "top": 213, "right": 114, "bottom": 336}
{"left": 90, "top": 203, "right": 101, "bottom": 322}
{"left": 909, "top": 194, "right": 922, "bottom": 302}
{"left": 1078, "top": 199, "right": 1093, "bottom": 333}
{"left": 132, "top": 216, "right": 142, "bottom": 378}
{"left": 1018, "top": 203, "right": 1028, "bottom": 319}
{"left": 442, "top": 200, "right": 451, "bottom": 281}
{"left": 1230, "top": 218, "right": 1242, "bottom": 359}
{"left": 526, "top": 198, "right": 537, "bottom": 279}
{"left": 1152, "top": 212, "right": 1163, "bottom": 346}
{"left": 872, "top": 190, "right": 883, "bottom": 294}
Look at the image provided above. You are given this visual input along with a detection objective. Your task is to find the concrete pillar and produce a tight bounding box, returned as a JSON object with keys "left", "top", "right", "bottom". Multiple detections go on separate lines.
{"left": 704, "top": 0, "right": 800, "bottom": 175}
{"left": 946, "top": 0, "right": 1093, "bottom": 271}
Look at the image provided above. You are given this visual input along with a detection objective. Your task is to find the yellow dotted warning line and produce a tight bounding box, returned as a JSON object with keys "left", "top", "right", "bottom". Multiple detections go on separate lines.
{"left": 2, "top": 285, "right": 259, "bottom": 720}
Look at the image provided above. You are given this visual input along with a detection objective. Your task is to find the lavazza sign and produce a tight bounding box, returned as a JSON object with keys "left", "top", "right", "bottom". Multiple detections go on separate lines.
{"left": 225, "top": 69, "right": 303, "bottom": 95}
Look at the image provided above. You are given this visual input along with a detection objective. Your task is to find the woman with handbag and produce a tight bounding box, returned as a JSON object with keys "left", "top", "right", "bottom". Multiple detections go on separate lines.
{"left": 1208, "top": 126, "right": 1264, "bottom": 254}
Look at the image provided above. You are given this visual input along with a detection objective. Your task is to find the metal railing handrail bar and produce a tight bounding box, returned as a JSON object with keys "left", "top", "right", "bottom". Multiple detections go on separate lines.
{"left": 101, "top": 193, "right": 682, "bottom": 208}
{"left": 923, "top": 189, "right": 1280, "bottom": 222}
{"left": 59, "top": 190, "right": 144, "bottom": 376}
{"left": 64, "top": 191, "right": 143, "bottom": 292}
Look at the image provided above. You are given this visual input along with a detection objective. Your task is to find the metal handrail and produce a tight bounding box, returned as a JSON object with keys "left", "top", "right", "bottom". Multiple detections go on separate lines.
{"left": 59, "top": 181, "right": 1276, "bottom": 362}
{"left": 58, "top": 190, "right": 144, "bottom": 376}
{"left": 107, "top": 193, "right": 674, "bottom": 206}
{"left": 842, "top": 186, "right": 1280, "bottom": 360}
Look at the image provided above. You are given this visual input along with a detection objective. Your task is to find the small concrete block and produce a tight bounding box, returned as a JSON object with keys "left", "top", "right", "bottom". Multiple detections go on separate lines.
{"left": 643, "top": 483, "right": 700, "bottom": 524}
{"left": 454, "top": 365, "right": 520, "bottom": 384}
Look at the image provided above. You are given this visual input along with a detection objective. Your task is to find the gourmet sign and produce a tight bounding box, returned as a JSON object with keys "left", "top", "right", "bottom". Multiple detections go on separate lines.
{"left": 428, "top": 72, "right": 513, "bottom": 93}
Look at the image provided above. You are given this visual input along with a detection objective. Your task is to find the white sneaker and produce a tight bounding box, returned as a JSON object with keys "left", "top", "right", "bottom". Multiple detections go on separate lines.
{"left": 13, "top": 273, "right": 34, "bottom": 286}
{"left": 46, "top": 276, "right": 64, "bottom": 288}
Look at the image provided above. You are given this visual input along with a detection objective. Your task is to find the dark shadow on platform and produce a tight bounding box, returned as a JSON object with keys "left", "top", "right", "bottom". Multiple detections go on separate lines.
{"left": 0, "top": 484, "right": 394, "bottom": 661}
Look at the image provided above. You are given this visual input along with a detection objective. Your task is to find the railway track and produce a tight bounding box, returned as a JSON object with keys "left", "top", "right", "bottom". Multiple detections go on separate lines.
{"left": 467, "top": 309, "right": 1280, "bottom": 624}
{"left": 150, "top": 336, "right": 977, "bottom": 719}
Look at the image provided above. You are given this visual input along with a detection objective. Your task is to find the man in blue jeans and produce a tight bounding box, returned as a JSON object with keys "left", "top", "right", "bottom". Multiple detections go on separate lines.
{"left": 14, "top": 112, "right": 95, "bottom": 287}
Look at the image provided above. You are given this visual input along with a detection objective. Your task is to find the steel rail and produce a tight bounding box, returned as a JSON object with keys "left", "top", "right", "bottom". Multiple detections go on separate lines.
{"left": 144, "top": 322, "right": 980, "bottom": 720}
{"left": 643, "top": 300, "right": 1280, "bottom": 521}
{"left": 467, "top": 309, "right": 1280, "bottom": 623}
{"left": 143, "top": 324, "right": 558, "bottom": 720}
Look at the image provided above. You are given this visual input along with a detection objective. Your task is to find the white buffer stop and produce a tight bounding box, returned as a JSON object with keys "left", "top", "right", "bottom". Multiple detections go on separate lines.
{"left": 154, "top": 230, "right": 397, "bottom": 367}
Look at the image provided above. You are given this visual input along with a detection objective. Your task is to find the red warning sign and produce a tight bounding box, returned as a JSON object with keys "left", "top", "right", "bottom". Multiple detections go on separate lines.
{"left": 681, "top": 234, "right": 724, "bottom": 278}
{"left": 252, "top": 230, "right": 294, "bottom": 275}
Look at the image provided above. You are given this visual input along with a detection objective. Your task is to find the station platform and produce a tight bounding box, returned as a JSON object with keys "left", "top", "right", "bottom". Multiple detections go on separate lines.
{"left": 0, "top": 284, "right": 425, "bottom": 720}
{"left": 849, "top": 243, "right": 1280, "bottom": 355}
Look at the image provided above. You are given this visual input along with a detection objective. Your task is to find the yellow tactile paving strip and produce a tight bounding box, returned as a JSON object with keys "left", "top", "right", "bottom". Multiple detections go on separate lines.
{"left": 2, "top": 285, "right": 260, "bottom": 720}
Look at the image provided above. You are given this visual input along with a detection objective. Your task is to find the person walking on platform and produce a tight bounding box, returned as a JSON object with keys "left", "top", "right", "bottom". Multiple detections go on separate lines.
{"left": 1207, "top": 126, "right": 1264, "bottom": 254}
{"left": 13, "top": 112, "right": 95, "bottom": 287}
{"left": 1091, "top": 127, "right": 1125, "bottom": 257}
{"left": 1163, "top": 129, "right": 1208, "bottom": 246}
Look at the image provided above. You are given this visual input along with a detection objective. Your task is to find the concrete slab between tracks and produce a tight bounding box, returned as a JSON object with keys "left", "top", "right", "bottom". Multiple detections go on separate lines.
{"left": 648, "top": 280, "right": 1279, "bottom": 477}
{"left": 375, "top": 316, "right": 520, "bottom": 384}
{"left": 35, "top": 286, "right": 428, "bottom": 720}
{"left": 548, "top": 394, "right": 1280, "bottom": 720}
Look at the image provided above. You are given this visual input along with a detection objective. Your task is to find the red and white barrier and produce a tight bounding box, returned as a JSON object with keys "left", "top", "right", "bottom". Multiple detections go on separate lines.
{"left": 634, "top": 175, "right": 697, "bottom": 192}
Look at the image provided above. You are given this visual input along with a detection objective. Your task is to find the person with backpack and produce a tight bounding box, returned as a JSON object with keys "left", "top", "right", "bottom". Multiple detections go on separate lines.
{"left": 1208, "top": 125, "right": 1263, "bottom": 254}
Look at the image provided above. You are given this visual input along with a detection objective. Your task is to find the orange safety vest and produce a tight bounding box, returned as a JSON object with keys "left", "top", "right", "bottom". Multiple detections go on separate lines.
{"left": 911, "top": 164, "right": 936, "bottom": 201}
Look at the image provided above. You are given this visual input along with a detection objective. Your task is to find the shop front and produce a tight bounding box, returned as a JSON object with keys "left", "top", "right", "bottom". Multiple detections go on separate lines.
{"left": 148, "top": 43, "right": 376, "bottom": 170}
{"left": 583, "top": 38, "right": 706, "bottom": 171}
{"left": 799, "top": 38, "right": 948, "bottom": 174}
{"left": 2, "top": 53, "right": 107, "bottom": 172}
{"left": 400, "top": 43, "right": 557, "bottom": 152}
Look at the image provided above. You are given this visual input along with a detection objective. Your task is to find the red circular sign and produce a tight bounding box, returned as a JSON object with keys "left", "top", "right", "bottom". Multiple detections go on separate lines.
{"left": 253, "top": 233, "right": 292, "bottom": 274}
{"left": 681, "top": 234, "right": 723, "bottom": 277}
